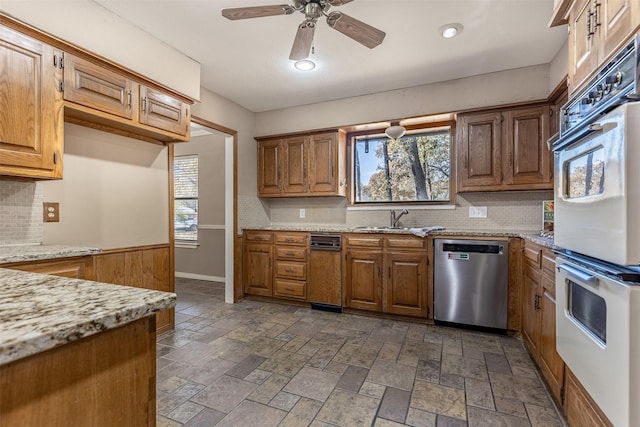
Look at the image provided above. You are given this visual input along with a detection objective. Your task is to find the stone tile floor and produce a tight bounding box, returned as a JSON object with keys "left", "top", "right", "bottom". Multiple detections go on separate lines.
{"left": 156, "top": 278, "right": 566, "bottom": 426}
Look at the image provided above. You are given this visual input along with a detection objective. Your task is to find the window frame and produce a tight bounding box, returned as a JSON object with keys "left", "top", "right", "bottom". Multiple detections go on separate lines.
{"left": 347, "top": 120, "right": 456, "bottom": 206}
{"left": 173, "top": 154, "right": 199, "bottom": 242}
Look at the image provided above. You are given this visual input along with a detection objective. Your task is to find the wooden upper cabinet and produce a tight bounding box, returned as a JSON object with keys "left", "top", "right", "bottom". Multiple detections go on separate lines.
{"left": 566, "top": 0, "right": 639, "bottom": 94}
{"left": 282, "top": 136, "right": 307, "bottom": 194}
{"left": 0, "top": 24, "right": 63, "bottom": 179}
{"left": 457, "top": 106, "right": 552, "bottom": 192}
{"left": 139, "top": 86, "right": 189, "bottom": 136}
{"left": 258, "top": 139, "right": 281, "bottom": 195}
{"left": 503, "top": 105, "right": 552, "bottom": 187}
{"left": 63, "top": 54, "right": 136, "bottom": 120}
{"left": 256, "top": 130, "right": 346, "bottom": 197}
{"left": 63, "top": 54, "right": 191, "bottom": 142}
{"left": 456, "top": 112, "right": 502, "bottom": 191}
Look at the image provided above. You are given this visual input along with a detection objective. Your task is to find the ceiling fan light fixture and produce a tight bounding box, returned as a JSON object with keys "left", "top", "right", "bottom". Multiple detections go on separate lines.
{"left": 385, "top": 124, "right": 406, "bottom": 140}
{"left": 294, "top": 59, "right": 316, "bottom": 71}
{"left": 440, "top": 23, "right": 463, "bottom": 39}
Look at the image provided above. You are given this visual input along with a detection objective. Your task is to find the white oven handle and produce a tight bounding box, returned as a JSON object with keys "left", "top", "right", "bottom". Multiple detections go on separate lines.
{"left": 558, "top": 263, "right": 599, "bottom": 286}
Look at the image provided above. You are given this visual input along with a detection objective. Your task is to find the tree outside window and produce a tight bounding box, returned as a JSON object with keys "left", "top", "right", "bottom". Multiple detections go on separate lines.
{"left": 353, "top": 127, "right": 451, "bottom": 203}
{"left": 174, "top": 155, "right": 198, "bottom": 241}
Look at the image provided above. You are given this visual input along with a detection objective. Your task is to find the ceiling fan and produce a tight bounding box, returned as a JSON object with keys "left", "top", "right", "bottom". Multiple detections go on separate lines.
{"left": 221, "top": 0, "right": 386, "bottom": 60}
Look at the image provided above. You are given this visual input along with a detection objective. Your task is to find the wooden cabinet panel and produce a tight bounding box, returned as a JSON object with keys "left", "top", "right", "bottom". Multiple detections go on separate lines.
{"left": 600, "top": 0, "right": 638, "bottom": 68}
{"left": 521, "top": 263, "right": 541, "bottom": 355}
{"left": 274, "top": 278, "right": 307, "bottom": 300}
{"left": 282, "top": 136, "right": 307, "bottom": 193}
{"left": 243, "top": 243, "right": 273, "bottom": 297}
{"left": 385, "top": 252, "right": 427, "bottom": 317}
{"left": 275, "top": 233, "right": 308, "bottom": 246}
{"left": 258, "top": 139, "right": 281, "bottom": 195}
{"left": 0, "top": 24, "right": 63, "bottom": 179}
{"left": 274, "top": 260, "right": 306, "bottom": 280}
{"left": 245, "top": 230, "right": 274, "bottom": 243}
{"left": 565, "top": 368, "right": 614, "bottom": 427}
{"left": 308, "top": 132, "right": 338, "bottom": 194}
{"left": 344, "top": 235, "right": 383, "bottom": 248}
{"left": 63, "top": 54, "right": 135, "bottom": 120}
{"left": 139, "top": 86, "right": 189, "bottom": 136}
{"left": 385, "top": 236, "right": 427, "bottom": 250}
{"left": 569, "top": 0, "right": 599, "bottom": 93}
{"left": 275, "top": 246, "right": 307, "bottom": 260}
{"left": 94, "top": 246, "right": 173, "bottom": 334}
{"left": 538, "top": 274, "right": 564, "bottom": 405}
{"left": 309, "top": 250, "right": 341, "bottom": 306}
{"left": 457, "top": 112, "right": 502, "bottom": 190}
{"left": 503, "top": 106, "right": 552, "bottom": 187}
{"left": 7, "top": 257, "right": 94, "bottom": 280}
{"left": 344, "top": 250, "right": 383, "bottom": 312}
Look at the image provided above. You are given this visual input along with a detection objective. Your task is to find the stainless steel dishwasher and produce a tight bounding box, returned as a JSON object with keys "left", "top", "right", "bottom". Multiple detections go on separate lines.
{"left": 434, "top": 239, "right": 508, "bottom": 332}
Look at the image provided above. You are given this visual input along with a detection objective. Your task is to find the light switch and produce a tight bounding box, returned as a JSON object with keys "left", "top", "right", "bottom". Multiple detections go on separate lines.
{"left": 43, "top": 202, "right": 60, "bottom": 222}
{"left": 299, "top": 209, "right": 306, "bottom": 218}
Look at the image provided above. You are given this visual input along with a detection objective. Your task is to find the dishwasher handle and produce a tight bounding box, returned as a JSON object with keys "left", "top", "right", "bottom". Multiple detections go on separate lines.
{"left": 442, "top": 243, "right": 503, "bottom": 255}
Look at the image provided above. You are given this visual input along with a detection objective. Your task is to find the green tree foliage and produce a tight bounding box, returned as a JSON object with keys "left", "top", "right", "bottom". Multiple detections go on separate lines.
{"left": 355, "top": 131, "right": 450, "bottom": 202}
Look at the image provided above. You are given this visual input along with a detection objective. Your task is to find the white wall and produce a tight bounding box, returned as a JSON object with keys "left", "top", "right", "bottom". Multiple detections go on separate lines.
{"left": 40, "top": 124, "right": 169, "bottom": 249}
{"left": 255, "top": 64, "right": 554, "bottom": 136}
{"left": 0, "top": 0, "right": 200, "bottom": 100}
{"left": 549, "top": 40, "right": 569, "bottom": 92}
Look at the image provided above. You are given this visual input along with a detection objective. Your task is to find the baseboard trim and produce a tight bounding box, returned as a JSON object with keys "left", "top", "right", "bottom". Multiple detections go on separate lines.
{"left": 175, "top": 272, "right": 225, "bottom": 283}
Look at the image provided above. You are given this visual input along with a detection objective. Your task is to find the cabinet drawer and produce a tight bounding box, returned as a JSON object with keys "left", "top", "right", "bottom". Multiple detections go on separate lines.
{"left": 542, "top": 250, "right": 556, "bottom": 275}
{"left": 244, "top": 231, "right": 274, "bottom": 243}
{"left": 274, "top": 279, "right": 307, "bottom": 300}
{"left": 275, "top": 233, "right": 309, "bottom": 246}
{"left": 275, "top": 260, "right": 306, "bottom": 279}
{"left": 523, "top": 245, "right": 542, "bottom": 267}
{"left": 385, "top": 236, "right": 426, "bottom": 250}
{"left": 275, "top": 246, "right": 307, "bottom": 260}
{"left": 345, "top": 235, "right": 383, "bottom": 249}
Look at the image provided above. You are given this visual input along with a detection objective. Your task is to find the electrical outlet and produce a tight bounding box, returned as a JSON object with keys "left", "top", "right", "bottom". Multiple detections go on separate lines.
{"left": 299, "top": 208, "right": 306, "bottom": 218}
{"left": 469, "top": 206, "right": 487, "bottom": 218}
{"left": 43, "top": 202, "right": 60, "bottom": 222}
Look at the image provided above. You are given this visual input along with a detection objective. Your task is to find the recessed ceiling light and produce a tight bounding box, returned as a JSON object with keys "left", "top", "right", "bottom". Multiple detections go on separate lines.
{"left": 294, "top": 59, "right": 316, "bottom": 71}
{"left": 440, "top": 23, "right": 463, "bottom": 39}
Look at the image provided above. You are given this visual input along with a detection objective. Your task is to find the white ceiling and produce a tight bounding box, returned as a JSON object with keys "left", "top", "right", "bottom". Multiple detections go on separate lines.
{"left": 94, "top": 0, "right": 567, "bottom": 113}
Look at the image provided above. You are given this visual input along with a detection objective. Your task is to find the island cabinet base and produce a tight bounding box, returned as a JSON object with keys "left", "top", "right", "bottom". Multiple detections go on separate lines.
{"left": 0, "top": 316, "right": 156, "bottom": 427}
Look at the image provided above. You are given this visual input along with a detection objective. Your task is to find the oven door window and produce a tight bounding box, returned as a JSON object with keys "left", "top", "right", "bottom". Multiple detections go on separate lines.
{"left": 565, "top": 146, "right": 605, "bottom": 198}
{"left": 568, "top": 280, "right": 607, "bottom": 344}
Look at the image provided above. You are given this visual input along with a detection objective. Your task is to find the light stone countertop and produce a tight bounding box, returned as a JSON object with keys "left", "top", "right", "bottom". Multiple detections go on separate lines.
{"left": 0, "top": 268, "right": 176, "bottom": 366}
{"left": 242, "top": 226, "right": 557, "bottom": 249}
{"left": 0, "top": 245, "right": 101, "bottom": 264}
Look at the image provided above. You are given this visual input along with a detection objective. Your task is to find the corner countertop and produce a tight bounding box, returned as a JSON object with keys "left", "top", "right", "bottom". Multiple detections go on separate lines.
{"left": 0, "top": 268, "right": 176, "bottom": 366}
{"left": 0, "top": 245, "right": 101, "bottom": 265}
{"left": 242, "top": 226, "right": 557, "bottom": 249}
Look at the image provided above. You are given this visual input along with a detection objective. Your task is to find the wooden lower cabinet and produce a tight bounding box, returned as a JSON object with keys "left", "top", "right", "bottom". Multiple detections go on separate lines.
{"left": 565, "top": 368, "right": 613, "bottom": 427}
{"left": 94, "top": 245, "right": 173, "bottom": 334}
{"left": 6, "top": 256, "right": 94, "bottom": 280}
{"left": 343, "top": 234, "right": 427, "bottom": 317}
{"left": 0, "top": 316, "right": 156, "bottom": 426}
{"left": 243, "top": 242, "right": 273, "bottom": 296}
{"left": 520, "top": 241, "right": 564, "bottom": 405}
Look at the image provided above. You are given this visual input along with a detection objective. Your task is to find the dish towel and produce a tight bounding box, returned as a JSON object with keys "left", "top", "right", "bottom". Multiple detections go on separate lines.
{"left": 409, "top": 226, "right": 445, "bottom": 238}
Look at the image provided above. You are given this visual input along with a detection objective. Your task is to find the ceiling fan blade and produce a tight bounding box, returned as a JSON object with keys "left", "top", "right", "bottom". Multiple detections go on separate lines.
{"left": 327, "top": 0, "right": 355, "bottom": 6}
{"left": 289, "top": 22, "right": 316, "bottom": 60}
{"left": 326, "top": 12, "right": 385, "bottom": 49}
{"left": 221, "top": 5, "right": 294, "bottom": 20}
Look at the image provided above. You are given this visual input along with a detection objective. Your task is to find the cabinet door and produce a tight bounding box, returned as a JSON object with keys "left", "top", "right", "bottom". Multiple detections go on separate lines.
{"left": 139, "top": 86, "right": 190, "bottom": 136}
{"left": 600, "top": 0, "right": 639, "bottom": 63}
{"left": 344, "top": 250, "right": 382, "bottom": 311}
{"left": 568, "top": 0, "right": 599, "bottom": 93}
{"left": 456, "top": 112, "right": 502, "bottom": 191}
{"left": 258, "top": 139, "right": 281, "bottom": 196}
{"left": 538, "top": 273, "right": 565, "bottom": 406}
{"left": 521, "top": 263, "right": 541, "bottom": 356}
{"left": 244, "top": 243, "right": 273, "bottom": 296}
{"left": 309, "top": 132, "right": 338, "bottom": 194}
{"left": 384, "top": 252, "right": 427, "bottom": 317}
{"left": 0, "top": 26, "right": 63, "bottom": 179}
{"left": 63, "top": 54, "right": 136, "bottom": 120}
{"left": 282, "top": 136, "right": 307, "bottom": 194}
{"left": 503, "top": 106, "right": 552, "bottom": 188}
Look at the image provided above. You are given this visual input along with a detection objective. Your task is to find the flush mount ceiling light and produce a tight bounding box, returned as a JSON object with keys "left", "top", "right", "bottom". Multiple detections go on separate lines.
{"left": 440, "top": 23, "right": 463, "bottom": 39}
{"left": 385, "top": 122, "right": 406, "bottom": 140}
{"left": 294, "top": 59, "right": 316, "bottom": 71}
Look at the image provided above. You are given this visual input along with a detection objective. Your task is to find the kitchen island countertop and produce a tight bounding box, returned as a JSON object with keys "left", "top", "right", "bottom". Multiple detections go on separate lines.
{"left": 0, "top": 268, "right": 175, "bottom": 366}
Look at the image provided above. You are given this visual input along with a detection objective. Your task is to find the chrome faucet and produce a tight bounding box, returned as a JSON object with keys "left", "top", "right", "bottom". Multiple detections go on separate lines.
{"left": 390, "top": 209, "right": 409, "bottom": 228}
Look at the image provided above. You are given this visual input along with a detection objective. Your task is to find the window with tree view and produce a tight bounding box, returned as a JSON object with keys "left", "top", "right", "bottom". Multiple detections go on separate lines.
{"left": 353, "top": 127, "right": 451, "bottom": 203}
{"left": 174, "top": 155, "right": 198, "bottom": 241}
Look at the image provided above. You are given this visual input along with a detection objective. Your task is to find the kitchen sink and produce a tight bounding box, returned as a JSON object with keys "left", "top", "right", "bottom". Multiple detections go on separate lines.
{"left": 351, "top": 226, "right": 412, "bottom": 231}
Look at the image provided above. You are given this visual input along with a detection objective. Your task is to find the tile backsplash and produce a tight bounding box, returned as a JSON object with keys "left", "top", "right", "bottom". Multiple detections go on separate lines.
{"left": 0, "top": 180, "right": 43, "bottom": 245}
